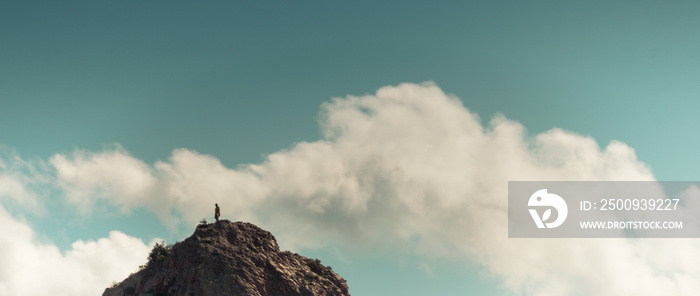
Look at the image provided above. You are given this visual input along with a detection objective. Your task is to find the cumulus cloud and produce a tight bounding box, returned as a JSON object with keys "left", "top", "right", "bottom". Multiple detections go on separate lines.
{"left": 40, "top": 82, "right": 700, "bottom": 295}
{"left": 0, "top": 148, "right": 46, "bottom": 209}
{"left": 50, "top": 146, "right": 157, "bottom": 214}
{"left": 0, "top": 175, "right": 34, "bottom": 204}
{"left": 50, "top": 147, "right": 268, "bottom": 228}
{"left": 0, "top": 204, "right": 152, "bottom": 296}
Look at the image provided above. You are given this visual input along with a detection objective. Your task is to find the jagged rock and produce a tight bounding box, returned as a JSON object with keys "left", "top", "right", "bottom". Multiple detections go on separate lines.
{"left": 103, "top": 220, "right": 350, "bottom": 296}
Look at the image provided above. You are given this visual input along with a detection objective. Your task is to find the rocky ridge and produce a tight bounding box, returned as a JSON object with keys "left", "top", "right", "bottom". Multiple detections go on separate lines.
{"left": 103, "top": 220, "right": 350, "bottom": 296}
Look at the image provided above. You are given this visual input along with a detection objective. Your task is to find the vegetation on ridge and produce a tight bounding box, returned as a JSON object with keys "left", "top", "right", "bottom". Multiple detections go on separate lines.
{"left": 146, "top": 241, "right": 172, "bottom": 268}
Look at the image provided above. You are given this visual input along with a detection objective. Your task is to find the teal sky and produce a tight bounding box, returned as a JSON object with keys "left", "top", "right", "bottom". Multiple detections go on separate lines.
{"left": 2, "top": 1, "right": 700, "bottom": 295}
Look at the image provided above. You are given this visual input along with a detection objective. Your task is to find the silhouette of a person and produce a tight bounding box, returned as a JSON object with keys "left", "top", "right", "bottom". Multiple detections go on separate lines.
{"left": 215, "top": 203, "right": 220, "bottom": 222}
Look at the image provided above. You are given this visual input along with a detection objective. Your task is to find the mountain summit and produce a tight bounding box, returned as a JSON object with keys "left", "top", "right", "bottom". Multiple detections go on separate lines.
{"left": 103, "top": 220, "right": 350, "bottom": 296}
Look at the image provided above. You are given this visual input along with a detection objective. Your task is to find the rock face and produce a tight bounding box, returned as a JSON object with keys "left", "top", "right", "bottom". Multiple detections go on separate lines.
{"left": 103, "top": 220, "right": 350, "bottom": 296}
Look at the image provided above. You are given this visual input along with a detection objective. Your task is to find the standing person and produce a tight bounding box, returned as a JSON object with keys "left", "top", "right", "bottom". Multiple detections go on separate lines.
{"left": 215, "top": 203, "right": 220, "bottom": 222}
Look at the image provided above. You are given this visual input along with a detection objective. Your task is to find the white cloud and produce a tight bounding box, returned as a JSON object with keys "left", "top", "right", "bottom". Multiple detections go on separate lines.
{"left": 50, "top": 147, "right": 268, "bottom": 227}
{"left": 0, "top": 175, "right": 34, "bottom": 204}
{"left": 0, "top": 204, "right": 152, "bottom": 296}
{"left": 50, "top": 146, "right": 156, "bottom": 214}
{"left": 153, "top": 148, "right": 269, "bottom": 225}
{"left": 0, "top": 149, "right": 42, "bottom": 208}
{"left": 40, "top": 82, "right": 700, "bottom": 295}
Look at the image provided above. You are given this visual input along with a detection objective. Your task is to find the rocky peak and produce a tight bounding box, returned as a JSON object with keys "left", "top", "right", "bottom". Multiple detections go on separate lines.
{"left": 103, "top": 220, "right": 350, "bottom": 296}
{"left": 193, "top": 220, "right": 280, "bottom": 254}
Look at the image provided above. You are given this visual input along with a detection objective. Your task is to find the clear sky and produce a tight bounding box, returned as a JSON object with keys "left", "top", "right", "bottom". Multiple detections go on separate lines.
{"left": 2, "top": 1, "right": 700, "bottom": 296}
